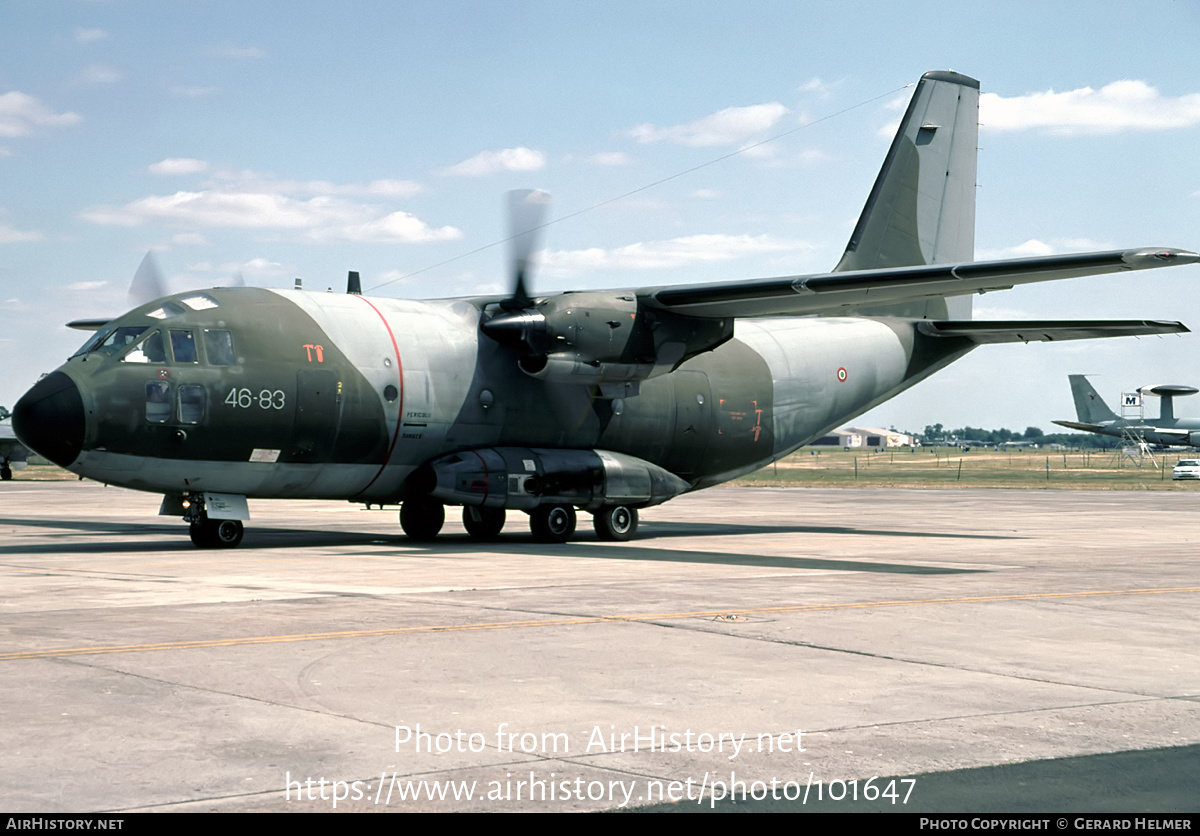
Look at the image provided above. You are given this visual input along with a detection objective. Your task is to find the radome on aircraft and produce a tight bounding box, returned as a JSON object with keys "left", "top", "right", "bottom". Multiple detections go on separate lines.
{"left": 1055, "top": 375, "right": 1200, "bottom": 448}
{"left": 12, "top": 71, "right": 1200, "bottom": 548}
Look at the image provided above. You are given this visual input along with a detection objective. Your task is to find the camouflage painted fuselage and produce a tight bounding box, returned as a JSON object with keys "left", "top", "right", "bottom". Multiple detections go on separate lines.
{"left": 31, "top": 286, "right": 968, "bottom": 501}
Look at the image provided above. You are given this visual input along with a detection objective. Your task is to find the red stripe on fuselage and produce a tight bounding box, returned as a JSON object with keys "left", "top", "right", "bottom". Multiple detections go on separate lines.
{"left": 352, "top": 296, "right": 405, "bottom": 498}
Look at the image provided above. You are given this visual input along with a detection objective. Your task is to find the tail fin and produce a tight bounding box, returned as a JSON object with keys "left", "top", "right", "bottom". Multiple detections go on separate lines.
{"left": 1069, "top": 375, "right": 1119, "bottom": 423}
{"left": 837, "top": 70, "right": 979, "bottom": 319}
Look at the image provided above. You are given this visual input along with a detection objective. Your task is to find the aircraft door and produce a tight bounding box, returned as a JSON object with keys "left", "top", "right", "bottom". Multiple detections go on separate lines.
{"left": 292, "top": 368, "right": 342, "bottom": 462}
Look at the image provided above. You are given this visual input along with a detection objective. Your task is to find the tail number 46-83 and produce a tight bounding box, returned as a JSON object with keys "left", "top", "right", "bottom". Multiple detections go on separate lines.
{"left": 225, "top": 388, "right": 286, "bottom": 410}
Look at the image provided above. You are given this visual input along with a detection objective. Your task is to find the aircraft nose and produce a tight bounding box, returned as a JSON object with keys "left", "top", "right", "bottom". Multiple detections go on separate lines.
{"left": 13, "top": 371, "right": 86, "bottom": 467}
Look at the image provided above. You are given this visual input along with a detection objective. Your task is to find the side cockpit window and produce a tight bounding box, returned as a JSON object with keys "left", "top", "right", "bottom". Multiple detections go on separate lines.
{"left": 76, "top": 325, "right": 148, "bottom": 359}
{"left": 204, "top": 330, "right": 236, "bottom": 365}
{"left": 170, "top": 330, "right": 197, "bottom": 363}
{"left": 123, "top": 331, "right": 167, "bottom": 364}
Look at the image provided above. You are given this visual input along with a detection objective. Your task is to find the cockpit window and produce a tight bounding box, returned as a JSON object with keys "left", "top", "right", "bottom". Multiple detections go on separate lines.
{"left": 170, "top": 330, "right": 197, "bottom": 363}
{"left": 180, "top": 294, "right": 219, "bottom": 311}
{"left": 122, "top": 331, "right": 167, "bottom": 364}
{"left": 204, "top": 330, "right": 236, "bottom": 365}
{"left": 76, "top": 325, "right": 148, "bottom": 358}
{"left": 147, "top": 302, "right": 186, "bottom": 320}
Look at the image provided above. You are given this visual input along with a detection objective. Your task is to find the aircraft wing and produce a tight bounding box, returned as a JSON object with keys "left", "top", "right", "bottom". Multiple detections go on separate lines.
{"left": 917, "top": 320, "right": 1188, "bottom": 344}
{"left": 637, "top": 248, "right": 1199, "bottom": 319}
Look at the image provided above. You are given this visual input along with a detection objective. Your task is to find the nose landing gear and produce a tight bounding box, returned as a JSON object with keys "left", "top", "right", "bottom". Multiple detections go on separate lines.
{"left": 189, "top": 517, "right": 245, "bottom": 549}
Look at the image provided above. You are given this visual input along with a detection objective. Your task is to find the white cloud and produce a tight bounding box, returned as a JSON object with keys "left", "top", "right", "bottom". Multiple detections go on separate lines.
{"left": 73, "top": 28, "right": 108, "bottom": 43}
{"left": 171, "top": 232, "right": 208, "bottom": 246}
{"left": 981, "top": 80, "right": 1200, "bottom": 135}
{"left": 0, "top": 92, "right": 81, "bottom": 137}
{"left": 0, "top": 223, "right": 44, "bottom": 244}
{"left": 798, "top": 78, "right": 841, "bottom": 100}
{"left": 443, "top": 146, "right": 546, "bottom": 177}
{"left": 305, "top": 211, "right": 463, "bottom": 244}
{"left": 975, "top": 238, "right": 1112, "bottom": 260}
{"left": 629, "top": 103, "right": 788, "bottom": 147}
{"left": 541, "top": 233, "right": 811, "bottom": 276}
{"left": 81, "top": 178, "right": 459, "bottom": 245}
{"left": 170, "top": 85, "right": 219, "bottom": 98}
{"left": 75, "top": 63, "right": 123, "bottom": 85}
{"left": 66, "top": 281, "right": 108, "bottom": 291}
{"left": 209, "top": 43, "right": 267, "bottom": 59}
{"left": 587, "top": 151, "right": 631, "bottom": 166}
{"left": 149, "top": 157, "right": 209, "bottom": 175}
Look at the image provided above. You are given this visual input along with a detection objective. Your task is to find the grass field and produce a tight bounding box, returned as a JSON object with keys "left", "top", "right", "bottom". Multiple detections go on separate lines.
{"left": 732, "top": 446, "right": 1200, "bottom": 491}
{"left": 8, "top": 447, "right": 1199, "bottom": 491}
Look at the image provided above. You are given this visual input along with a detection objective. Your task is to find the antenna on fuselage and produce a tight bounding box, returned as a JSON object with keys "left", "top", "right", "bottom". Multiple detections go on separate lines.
{"left": 347, "top": 271, "right": 362, "bottom": 295}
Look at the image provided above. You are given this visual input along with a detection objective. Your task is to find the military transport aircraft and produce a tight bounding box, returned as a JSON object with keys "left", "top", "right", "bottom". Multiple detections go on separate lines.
{"left": 0, "top": 407, "right": 30, "bottom": 481}
{"left": 12, "top": 70, "right": 1200, "bottom": 548}
{"left": 1054, "top": 375, "right": 1200, "bottom": 448}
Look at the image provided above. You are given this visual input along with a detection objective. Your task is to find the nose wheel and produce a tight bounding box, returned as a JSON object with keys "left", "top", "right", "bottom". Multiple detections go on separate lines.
{"left": 189, "top": 517, "right": 244, "bottom": 549}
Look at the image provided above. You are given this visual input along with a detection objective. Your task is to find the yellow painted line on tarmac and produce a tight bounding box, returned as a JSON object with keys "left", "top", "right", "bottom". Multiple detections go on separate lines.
{"left": 2, "top": 586, "right": 1197, "bottom": 662}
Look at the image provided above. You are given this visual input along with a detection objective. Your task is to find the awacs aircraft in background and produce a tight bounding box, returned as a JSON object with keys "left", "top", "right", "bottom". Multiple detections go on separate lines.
{"left": 0, "top": 407, "right": 30, "bottom": 481}
{"left": 1054, "top": 375, "right": 1200, "bottom": 448}
{"left": 13, "top": 71, "right": 1200, "bottom": 548}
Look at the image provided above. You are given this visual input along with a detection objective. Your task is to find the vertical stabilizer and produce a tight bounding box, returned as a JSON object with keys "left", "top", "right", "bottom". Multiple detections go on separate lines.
{"left": 1069, "top": 375, "right": 1119, "bottom": 423}
{"left": 837, "top": 70, "right": 979, "bottom": 318}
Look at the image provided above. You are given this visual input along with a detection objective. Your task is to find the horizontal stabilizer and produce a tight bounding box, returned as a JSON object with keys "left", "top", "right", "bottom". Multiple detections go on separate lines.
{"left": 918, "top": 319, "right": 1188, "bottom": 344}
{"left": 638, "top": 248, "right": 1199, "bottom": 319}
{"left": 1052, "top": 420, "right": 1108, "bottom": 433}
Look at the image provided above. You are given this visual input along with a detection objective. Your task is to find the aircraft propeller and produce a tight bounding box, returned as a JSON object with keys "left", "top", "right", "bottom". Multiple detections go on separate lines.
{"left": 481, "top": 190, "right": 554, "bottom": 369}
{"left": 127, "top": 252, "right": 169, "bottom": 308}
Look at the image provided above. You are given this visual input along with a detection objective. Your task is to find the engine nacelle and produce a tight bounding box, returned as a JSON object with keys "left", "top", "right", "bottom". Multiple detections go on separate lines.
{"left": 482, "top": 292, "right": 733, "bottom": 396}
{"left": 425, "top": 447, "right": 690, "bottom": 512}
{"left": 1187, "top": 432, "right": 1200, "bottom": 447}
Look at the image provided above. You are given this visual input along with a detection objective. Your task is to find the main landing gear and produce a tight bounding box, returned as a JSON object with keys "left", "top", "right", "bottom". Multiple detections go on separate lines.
{"left": 397, "top": 501, "right": 638, "bottom": 544}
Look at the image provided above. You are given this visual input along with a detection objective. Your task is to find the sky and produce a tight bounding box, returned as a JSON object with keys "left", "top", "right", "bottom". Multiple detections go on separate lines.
{"left": 3, "top": 0, "right": 1199, "bottom": 434}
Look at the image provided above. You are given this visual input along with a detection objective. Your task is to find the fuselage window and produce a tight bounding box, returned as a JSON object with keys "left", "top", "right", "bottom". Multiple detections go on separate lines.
{"left": 204, "top": 330, "right": 236, "bottom": 366}
{"left": 146, "top": 381, "right": 171, "bottom": 423}
{"left": 170, "top": 330, "right": 198, "bottom": 363}
{"left": 123, "top": 331, "right": 167, "bottom": 364}
{"left": 178, "top": 385, "right": 205, "bottom": 424}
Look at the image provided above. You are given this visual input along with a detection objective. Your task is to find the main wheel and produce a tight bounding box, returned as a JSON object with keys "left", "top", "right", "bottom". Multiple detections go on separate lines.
{"left": 462, "top": 506, "right": 506, "bottom": 540}
{"left": 400, "top": 500, "right": 445, "bottom": 541}
{"left": 0, "top": 464, "right": 12, "bottom": 481}
{"left": 530, "top": 504, "right": 576, "bottom": 543}
{"left": 593, "top": 505, "right": 638, "bottom": 541}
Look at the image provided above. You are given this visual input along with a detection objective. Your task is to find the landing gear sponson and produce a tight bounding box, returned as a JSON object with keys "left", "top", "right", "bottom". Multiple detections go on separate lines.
{"left": 399, "top": 499, "right": 638, "bottom": 544}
